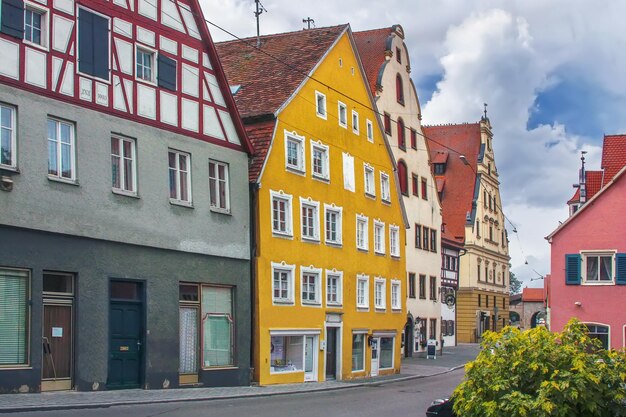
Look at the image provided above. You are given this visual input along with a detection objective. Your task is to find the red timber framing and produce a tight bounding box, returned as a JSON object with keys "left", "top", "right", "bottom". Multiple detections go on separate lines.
{"left": 0, "top": 0, "right": 253, "bottom": 153}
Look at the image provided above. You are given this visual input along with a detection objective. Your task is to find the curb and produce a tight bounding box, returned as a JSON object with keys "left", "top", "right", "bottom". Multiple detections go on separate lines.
{"left": 0, "top": 366, "right": 465, "bottom": 413}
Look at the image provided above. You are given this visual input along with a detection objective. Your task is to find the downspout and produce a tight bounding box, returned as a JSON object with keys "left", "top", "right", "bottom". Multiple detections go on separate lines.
{"left": 249, "top": 181, "right": 259, "bottom": 383}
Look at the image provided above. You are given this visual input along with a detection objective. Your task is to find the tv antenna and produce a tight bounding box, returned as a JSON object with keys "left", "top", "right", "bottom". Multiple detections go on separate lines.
{"left": 303, "top": 17, "right": 315, "bottom": 29}
{"left": 254, "top": 0, "right": 267, "bottom": 48}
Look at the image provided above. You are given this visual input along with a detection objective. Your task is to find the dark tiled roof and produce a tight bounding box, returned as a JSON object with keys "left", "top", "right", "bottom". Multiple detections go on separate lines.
{"left": 244, "top": 120, "right": 277, "bottom": 182}
{"left": 423, "top": 123, "right": 482, "bottom": 244}
{"left": 353, "top": 28, "right": 390, "bottom": 94}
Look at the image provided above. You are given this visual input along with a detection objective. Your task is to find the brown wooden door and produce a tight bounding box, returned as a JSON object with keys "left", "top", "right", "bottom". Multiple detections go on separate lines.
{"left": 325, "top": 328, "right": 337, "bottom": 379}
{"left": 42, "top": 304, "right": 73, "bottom": 382}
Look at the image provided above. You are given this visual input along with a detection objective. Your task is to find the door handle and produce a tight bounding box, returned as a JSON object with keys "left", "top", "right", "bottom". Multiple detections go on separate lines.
{"left": 137, "top": 341, "right": 142, "bottom": 351}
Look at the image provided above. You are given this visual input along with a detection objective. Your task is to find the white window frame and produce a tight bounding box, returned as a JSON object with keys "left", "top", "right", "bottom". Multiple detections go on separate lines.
{"left": 352, "top": 110, "right": 359, "bottom": 135}
{"left": 284, "top": 131, "right": 305, "bottom": 174}
{"left": 356, "top": 274, "right": 369, "bottom": 309}
{"left": 583, "top": 322, "right": 611, "bottom": 350}
{"left": 310, "top": 140, "right": 330, "bottom": 181}
{"left": 209, "top": 159, "right": 230, "bottom": 213}
{"left": 374, "top": 277, "right": 386, "bottom": 310}
{"left": 356, "top": 214, "right": 369, "bottom": 251}
{"left": 168, "top": 149, "right": 192, "bottom": 205}
{"left": 47, "top": 117, "right": 76, "bottom": 182}
{"left": 380, "top": 172, "right": 391, "bottom": 203}
{"left": 299, "top": 197, "right": 320, "bottom": 242}
{"left": 351, "top": 331, "right": 367, "bottom": 372}
{"left": 324, "top": 203, "right": 343, "bottom": 246}
{"left": 315, "top": 91, "right": 327, "bottom": 120}
{"left": 135, "top": 44, "right": 157, "bottom": 84}
{"left": 325, "top": 269, "right": 343, "bottom": 307}
{"left": 271, "top": 262, "right": 295, "bottom": 305}
{"left": 390, "top": 225, "right": 400, "bottom": 258}
{"left": 270, "top": 190, "right": 293, "bottom": 237}
{"left": 338, "top": 101, "right": 347, "bottom": 128}
{"left": 364, "top": 163, "right": 375, "bottom": 197}
{"left": 366, "top": 119, "right": 374, "bottom": 143}
{"left": 23, "top": 1, "right": 49, "bottom": 51}
{"left": 378, "top": 336, "right": 395, "bottom": 370}
{"left": 111, "top": 135, "right": 137, "bottom": 195}
{"left": 301, "top": 266, "right": 322, "bottom": 306}
{"left": 0, "top": 103, "right": 17, "bottom": 170}
{"left": 582, "top": 251, "right": 616, "bottom": 285}
{"left": 391, "top": 279, "right": 401, "bottom": 310}
{"left": 374, "top": 220, "right": 385, "bottom": 255}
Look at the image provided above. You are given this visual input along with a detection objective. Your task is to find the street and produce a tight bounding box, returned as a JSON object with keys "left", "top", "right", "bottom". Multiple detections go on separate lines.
{"left": 8, "top": 369, "right": 464, "bottom": 417}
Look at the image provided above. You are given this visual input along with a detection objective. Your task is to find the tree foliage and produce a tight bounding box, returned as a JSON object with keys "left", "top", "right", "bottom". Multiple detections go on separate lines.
{"left": 509, "top": 271, "right": 522, "bottom": 295}
{"left": 453, "top": 319, "right": 626, "bottom": 417}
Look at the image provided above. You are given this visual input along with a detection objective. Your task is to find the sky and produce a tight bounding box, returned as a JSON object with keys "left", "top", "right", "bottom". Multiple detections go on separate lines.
{"left": 201, "top": 0, "right": 626, "bottom": 290}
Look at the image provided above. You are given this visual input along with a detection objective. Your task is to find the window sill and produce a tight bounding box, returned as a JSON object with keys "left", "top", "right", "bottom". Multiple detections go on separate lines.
{"left": 302, "top": 301, "right": 322, "bottom": 307}
{"left": 326, "top": 303, "right": 343, "bottom": 309}
{"left": 0, "top": 165, "right": 19, "bottom": 174}
{"left": 325, "top": 241, "right": 343, "bottom": 248}
{"left": 312, "top": 174, "right": 330, "bottom": 183}
{"left": 170, "top": 199, "right": 194, "bottom": 208}
{"left": 353, "top": 130, "right": 360, "bottom": 136}
{"left": 135, "top": 77, "right": 158, "bottom": 87}
{"left": 301, "top": 236, "right": 321, "bottom": 244}
{"left": 210, "top": 206, "right": 231, "bottom": 215}
{"left": 374, "top": 251, "right": 386, "bottom": 257}
{"left": 112, "top": 188, "right": 139, "bottom": 198}
{"left": 316, "top": 112, "right": 327, "bottom": 120}
{"left": 23, "top": 40, "right": 49, "bottom": 53}
{"left": 77, "top": 70, "right": 111, "bottom": 85}
{"left": 48, "top": 176, "right": 78, "bottom": 186}
{"left": 381, "top": 198, "right": 391, "bottom": 205}
{"left": 392, "top": 307, "right": 402, "bottom": 312}
{"left": 390, "top": 254, "right": 401, "bottom": 260}
{"left": 582, "top": 281, "right": 615, "bottom": 286}
{"left": 270, "top": 369, "right": 303, "bottom": 375}
{"left": 273, "top": 299, "right": 295, "bottom": 306}
{"left": 0, "top": 366, "right": 32, "bottom": 371}
{"left": 285, "top": 166, "right": 306, "bottom": 176}
{"left": 339, "top": 123, "right": 348, "bottom": 129}
{"left": 201, "top": 365, "right": 238, "bottom": 371}
{"left": 356, "top": 306, "right": 369, "bottom": 312}
{"left": 365, "top": 192, "right": 376, "bottom": 200}
{"left": 272, "top": 232, "right": 294, "bottom": 240}
{"left": 357, "top": 247, "right": 369, "bottom": 253}
{"left": 375, "top": 307, "right": 386, "bottom": 312}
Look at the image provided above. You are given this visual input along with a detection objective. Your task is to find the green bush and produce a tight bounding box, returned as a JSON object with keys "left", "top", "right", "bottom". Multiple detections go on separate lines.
{"left": 453, "top": 319, "right": 626, "bottom": 417}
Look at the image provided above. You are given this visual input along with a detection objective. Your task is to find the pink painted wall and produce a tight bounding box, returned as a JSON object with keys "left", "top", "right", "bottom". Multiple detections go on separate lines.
{"left": 548, "top": 174, "right": 626, "bottom": 349}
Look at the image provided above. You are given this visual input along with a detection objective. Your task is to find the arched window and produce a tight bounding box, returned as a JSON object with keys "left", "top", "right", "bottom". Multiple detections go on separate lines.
{"left": 397, "top": 118, "right": 406, "bottom": 150}
{"left": 396, "top": 74, "right": 404, "bottom": 105}
{"left": 584, "top": 324, "right": 610, "bottom": 350}
{"left": 398, "top": 160, "right": 408, "bottom": 195}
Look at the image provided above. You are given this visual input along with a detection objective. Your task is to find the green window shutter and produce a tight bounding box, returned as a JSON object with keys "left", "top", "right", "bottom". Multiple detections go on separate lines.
{"left": 0, "top": 269, "right": 29, "bottom": 365}
{"left": 616, "top": 254, "right": 626, "bottom": 285}
{"left": 565, "top": 254, "right": 581, "bottom": 285}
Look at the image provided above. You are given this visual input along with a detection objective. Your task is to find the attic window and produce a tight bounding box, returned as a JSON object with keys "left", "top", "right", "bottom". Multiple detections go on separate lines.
{"left": 396, "top": 47, "right": 401, "bottom": 63}
{"left": 315, "top": 91, "right": 327, "bottom": 119}
{"left": 434, "top": 163, "right": 445, "bottom": 175}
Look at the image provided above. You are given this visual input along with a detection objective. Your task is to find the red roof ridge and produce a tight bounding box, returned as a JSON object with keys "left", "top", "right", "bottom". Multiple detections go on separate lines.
{"left": 217, "top": 24, "right": 349, "bottom": 46}
{"left": 423, "top": 122, "right": 481, "bottom": 128}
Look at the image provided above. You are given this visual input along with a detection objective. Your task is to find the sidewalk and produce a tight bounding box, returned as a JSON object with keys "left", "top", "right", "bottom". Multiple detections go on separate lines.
{"left": 0, "top": 344, "right": 480, "bottom": 413}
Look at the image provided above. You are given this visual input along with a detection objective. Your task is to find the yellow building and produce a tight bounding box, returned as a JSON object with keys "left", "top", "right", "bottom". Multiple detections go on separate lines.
{"left": 217, "top": 25, "right": 407, "bottom": 384}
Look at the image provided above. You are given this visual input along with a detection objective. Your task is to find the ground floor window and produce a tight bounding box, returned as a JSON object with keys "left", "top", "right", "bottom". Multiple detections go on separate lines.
{"left": 351, "top": 333, "right": 365, "bottom": 371}
{"left": 585, "top": 324, "right": 609, "bottom": 350}
{"left": 270, "top": 335, "right": 305, "bottom": 373}
{"left": 429, "top": 318, "right": 437, "bottom": 340}
{"left": 442, "top": 320, "right": 455, "bottom": 336}
{"left": 379, "top": 337, "right": 394, "bottom": 369}
{"left": 416, "top": 318, "right": 427, "bottom": 351}
{"left": 0, "top": 269, "right": 29, "bottom": 366}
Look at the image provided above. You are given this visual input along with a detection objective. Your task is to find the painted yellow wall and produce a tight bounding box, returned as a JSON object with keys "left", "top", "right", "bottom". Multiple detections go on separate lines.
{"left": 254, "top": 32, "right": 406, "bottom": 385}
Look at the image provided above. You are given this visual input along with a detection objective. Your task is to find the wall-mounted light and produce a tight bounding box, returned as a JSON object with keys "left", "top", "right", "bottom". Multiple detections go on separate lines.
{"left": 574, "top": 301, "right": 582, "bottom": 307}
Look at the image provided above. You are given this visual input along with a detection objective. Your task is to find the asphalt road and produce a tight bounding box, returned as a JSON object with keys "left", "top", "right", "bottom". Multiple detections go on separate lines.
{"left": 8, "top": 369, "right": 464, "bottom": 417}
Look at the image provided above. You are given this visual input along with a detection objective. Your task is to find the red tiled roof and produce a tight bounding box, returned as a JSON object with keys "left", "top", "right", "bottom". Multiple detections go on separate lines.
{"left": 432, "top": 151, "right": 449, "bottom": 164}
{"left": 216, "top": 25, "right": 348, "bottom": 120}
{"left": 353, "top": 28, "right": 391, "bottom": 94}
{"left": 567, "top": 170, "right": 603, "bottom": 204}
{"left": 423, "top": 123, "right": 482, "bottom": 244}
{"left": 522, "top": 287, "right": 544, "bottom": 303}
{"left": 601, "top": 134, "right": 626, "bottom": 184}
{"left": 244, "top": 120, "right": 277, "bottom": 182}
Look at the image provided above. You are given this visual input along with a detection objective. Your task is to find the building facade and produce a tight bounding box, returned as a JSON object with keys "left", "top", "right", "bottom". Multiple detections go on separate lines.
{"left": 354, "top": 25, "right": 444, "bottom": 355}
{"left": 440, "top": 238, "right": 461, "bottom": 348}
{"left": 0, "top": 0, "right": 252, "bottom": 392}
{"left": 217, "top": 25, "right": 407, "bottom": 385}
{"left": 509, "top": 288, "right": 546, "bottom": 330}
{"left": 424, "top": 118, "right": 510, "bottom": 343}
{"left": 546, "top": 135, "right": 626, "bottom": 349}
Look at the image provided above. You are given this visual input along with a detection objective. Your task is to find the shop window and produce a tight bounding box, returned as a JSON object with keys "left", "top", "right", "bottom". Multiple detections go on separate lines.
{"left": 270, "top": 335, "right": 304, "bottom": 373}
{"left": 379, "top": 337, "right": 394, "bottom": 369}
{"left": 201, "top": 286, "right": 234, "bottom": 367}
{"left": 351, "top": 333, "right": 365, "bottom": 371}
{"left": 0, "top": 268, "right": 30, "bottom": 366}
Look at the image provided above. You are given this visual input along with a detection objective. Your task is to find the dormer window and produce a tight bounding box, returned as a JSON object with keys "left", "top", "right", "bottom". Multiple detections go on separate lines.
{"left": 434, "top": 163, "right": 445, "bottom": 175}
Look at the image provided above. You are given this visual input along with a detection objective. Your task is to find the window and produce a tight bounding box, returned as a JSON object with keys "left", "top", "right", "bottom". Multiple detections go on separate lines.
{"left": 396, "top": 74, "right": 404, "bottom": 105}
{"left": 78, "top": 8, "right": 110, "bottom": 80}
{"left": 366, "top": 119, "right": 374, "bottom": 142}
{"left": 24, "top": 5, "right": 46, "bottom": 47}
{"left": 410, "top": 129, "right": 417, "bottom": 149}
{"left": 300, "top": 198, "right": 320, "bottom": 241}
{"left": 271, "top": 191, "right": 293, "bottom": 236}
{"left": 326, "top": 271, "right": 343, "bottom": 306}
{"left": 396, "top": 47, "right": 402, "bottom": 63}
{"left": 351, "top": 333, "right": 365, "bottom": 371}
{"left": 343, "top": 152, "right": 355, "bottom": 192}
{"left": 412, "top": 174, "right": 419, "bottom": 196}
{"left": 272, "top": 263, "right": 295, "bottom": 304}
{"left": 157, "top": 54, "right": 177, "bottom": 91}
{"left": 384, "top": 113, "right": 391, "bottom": 135}
{"left": 415, "top": 225, "right": 421, "bottom": 249}
{"left": 429, "top": 319, "right": 437, "bottom": 340}
{"left": 478, "top": 294, "right": 481, "bottom": 307}
{"left": 374, "top": 278, "right": 386, "bottom": 310}
{"left": 168, "top": 150, "right": 191, "bottom": 204}
{"left": 419, "top": 274, "right": 426, "bottom": 299}
{"left": 356, "top": 215, "right": 369, "bottom": 251}
{"left": 311, "top": 141, "right": 329, "bottom": 180}
{"left": 379, "top": 337, "right": 394, "bottom": 369}
{"left": 201, "top": 286, "right": 234, "bottom": 367}
{"left": 422, "top": 227, "right": 430, "bottom": 251}
{"left": 47, "top": 118, "right": 75, "bottom": 181}
{"left": 380, "top": 172, "right": 391, "bottom": 202}
{"left": 476, "top": 221, "right": 481, "bottom": 238}
{"left": 315, "top": 91, "right": 327, "bottom": 119}
{"left": 352, "top": 110, "right": 359, "bottom": 135}
{"left": 584, "top": 253, "right": 614, "bottom": 282}
{"left": 397, "top": 118, "right": 406, "bottom": 149}
{"left": 374, "top": 221, "right": 385, "bottom": 255}
{"left": 285, "top": 132, "right": 305, "bottom": 173}
{"left": 324, "top": 204, "right": 342, "bottom": 245}
{"left": 111, "top": 136, "right": 136, "bottom": 194}
{"left": 364, "top": 164, "right": 375, "bottom": 197}
{"left": 270, "top": 335, "right": 305, "bottom": 373}
{"left": 489, "top": 224, "right": 494, "bottom": 241}
{"left": 429, "top": 276, "right": 436, "bottom": 300}
{"left": 0, "top": 269, "right": 29, "bottom": 366}
{"left": 205, "top": 160, "right": 230, "bottom": 212}
{"left": 0, "top": 104, "right": 16, "bottom": 169}
{"left": 301, "top": 267, "right": 321, "bottom": 305}
{"left": 338, "top": 101, "right": 347, "bottom": 128}
{"left": 136, "top": 47, "right": 155, "bottom": 83}
{"left": 179, "top": 286, "right": 199, "bottom": 376}
{"left": 430, "top": 229, "right": 437, "bottom": 253}
{"left": 408, "top": 273, "right": 416, "bottom": 298}
{"left": 390, "top": 225, "right": 400, "bottom": 257}
{"left": 391, "top": 280, "right": 401, "bottom": 310}
{"left": 584, "top": 324, "right": 609, "bottom": 350}
{"left": 398, "top": 160, "right": 408, "bottom": 195}
{"left": 434, "top": 163, "right": 445, "bottom": 175}
{"left": 421, "top": 177, "right": 428, "bottom": 200}
{"left": 356, "top": 275, "right": 369, "bottom": 309}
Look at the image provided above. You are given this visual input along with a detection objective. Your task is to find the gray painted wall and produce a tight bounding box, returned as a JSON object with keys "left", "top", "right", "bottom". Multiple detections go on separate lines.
{"left": 0, "top": 85, "right": 250, "bottom": 261}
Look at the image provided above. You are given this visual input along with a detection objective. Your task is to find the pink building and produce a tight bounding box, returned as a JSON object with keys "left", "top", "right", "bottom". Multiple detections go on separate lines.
{"left": 546, "top": 135, "right": 626, "bottom": 349}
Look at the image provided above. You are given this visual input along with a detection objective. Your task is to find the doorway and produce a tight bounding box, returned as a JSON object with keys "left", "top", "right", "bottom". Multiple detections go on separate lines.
{"left": 107, "top": 281, "right": 144, "bottom": 389}
{"left": 304, "top": 335, "right": 318, "bottom": 382}
{"left": 325, "top": 327, "right": 338, "bottom": 380}
{"left": 370, "top": 337, "right": 379, "bottom": 377}
{"left": 404, "top": 318, "right": 413, "bottom": 358}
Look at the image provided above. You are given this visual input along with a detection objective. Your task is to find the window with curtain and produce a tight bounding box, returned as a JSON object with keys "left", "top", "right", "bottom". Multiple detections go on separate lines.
{"left": 0, "top": 269, "right": 29, "bottom": 366}
{"left": 202, "top": 286, "right": 234, "bottom": 367}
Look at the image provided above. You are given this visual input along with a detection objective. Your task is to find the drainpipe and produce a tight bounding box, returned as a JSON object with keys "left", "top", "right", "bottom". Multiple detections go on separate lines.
{"left": 249, "top": 181, "right": 259, "bottom": 383}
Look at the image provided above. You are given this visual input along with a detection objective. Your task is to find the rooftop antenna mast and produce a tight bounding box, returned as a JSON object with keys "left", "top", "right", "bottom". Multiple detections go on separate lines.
{"left": 254, "top": 0, "right": 267, "bottom": 49}
{"left": 303, "top": 17, "right": 315, "bottom": 29}
{"left": 483, "top": 102, "right": 488, "bottom": 120}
